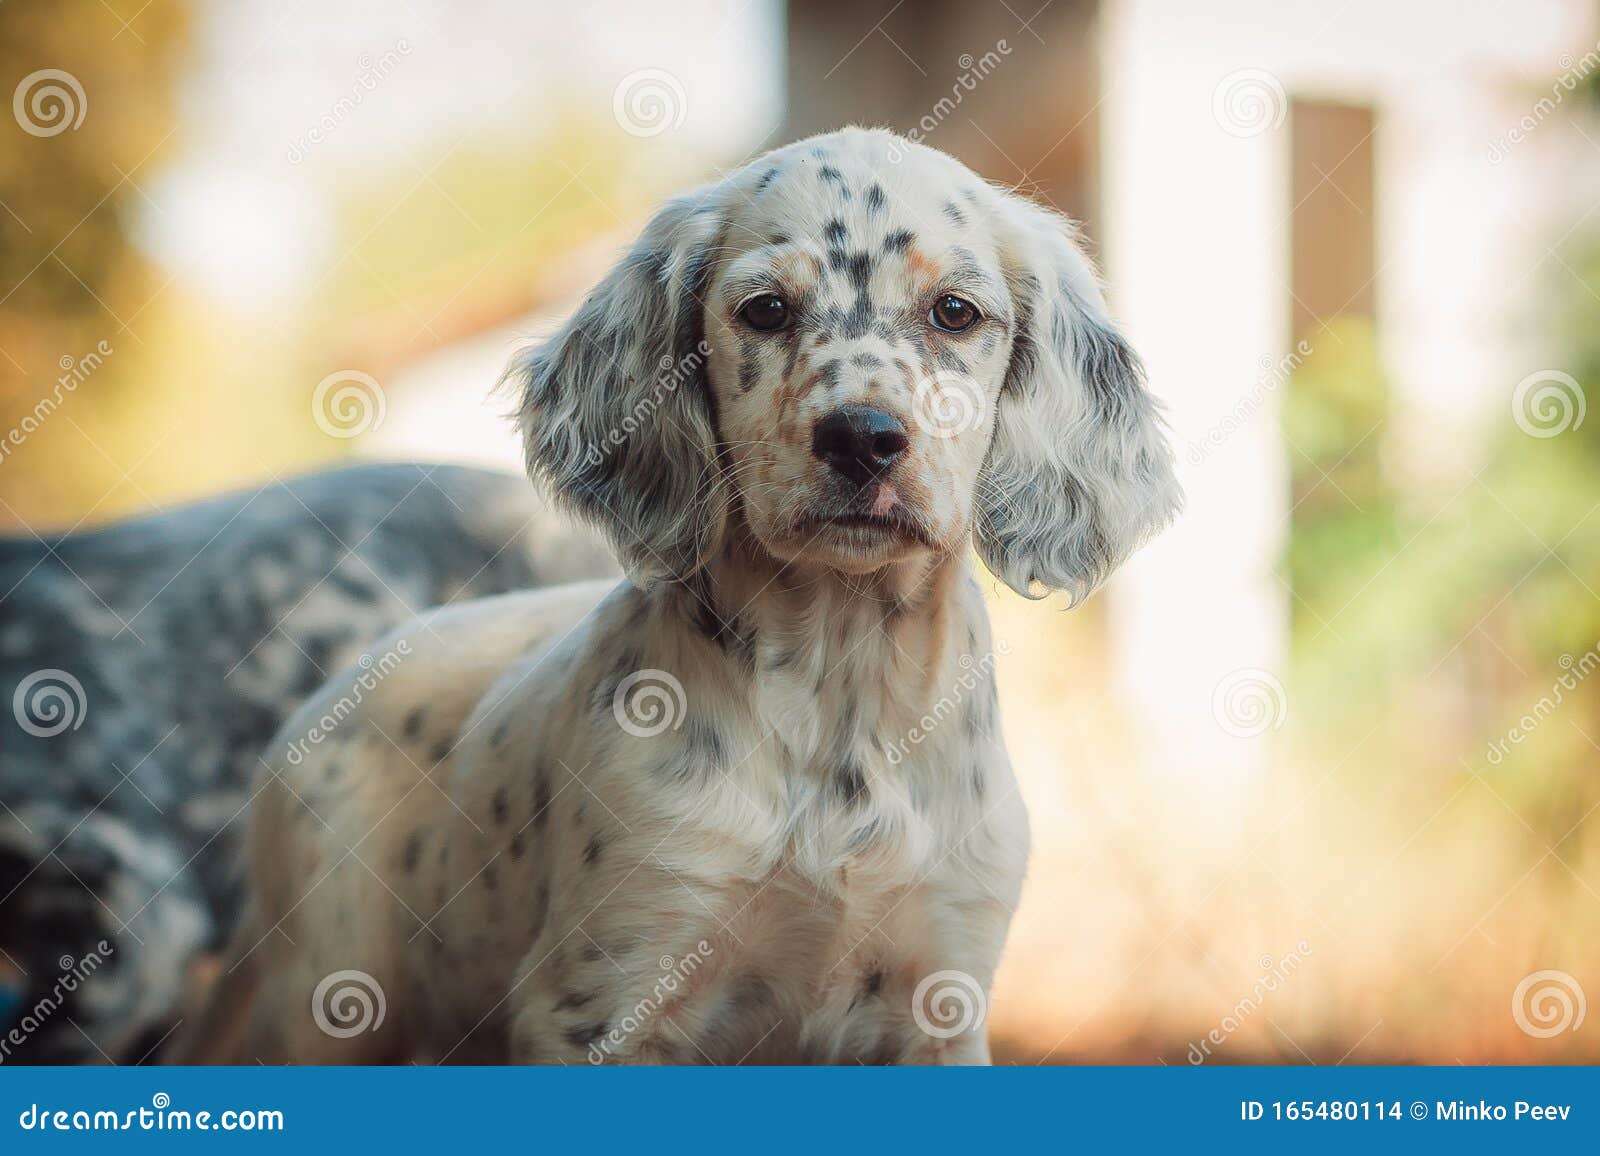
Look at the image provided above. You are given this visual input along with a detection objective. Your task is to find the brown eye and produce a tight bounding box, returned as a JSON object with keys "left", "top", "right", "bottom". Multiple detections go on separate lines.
{"left": 930, "top": 294, "right": 979, "bottom": 333}
{"left": 739, "top": 294, "right": 790, "bottom": 331}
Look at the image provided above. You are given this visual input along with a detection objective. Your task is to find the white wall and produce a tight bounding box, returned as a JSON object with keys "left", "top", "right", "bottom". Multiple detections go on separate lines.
{"left": 1097, "top": 0, "right": 1596, "bottom": 785}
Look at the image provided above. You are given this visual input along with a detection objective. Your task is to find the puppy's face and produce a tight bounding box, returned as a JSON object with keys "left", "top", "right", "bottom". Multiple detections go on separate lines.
{"left": 516, "top": 128, "right": 1180, "bottom": 601}
{"left": 704, "top": 143, "right": 1011, "bottom": 574}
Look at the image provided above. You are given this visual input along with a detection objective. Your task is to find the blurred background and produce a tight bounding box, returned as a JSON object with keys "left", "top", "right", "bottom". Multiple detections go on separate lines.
{"left": 3, "top": 0, "right": 1598, "bottom": 1063}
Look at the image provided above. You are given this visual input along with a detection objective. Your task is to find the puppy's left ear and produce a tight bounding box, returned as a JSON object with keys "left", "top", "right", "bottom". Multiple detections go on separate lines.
{"left": 975, "top": 196, "right": 1181, "bottom": 602}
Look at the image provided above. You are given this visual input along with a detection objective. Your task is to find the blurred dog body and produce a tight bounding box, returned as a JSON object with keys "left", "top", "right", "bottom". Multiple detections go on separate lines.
{"left": 186, "top": 129, "right": 1179, "bottom": 1065}
{"left": 0, "top": 462, "right": 614, "bottom": 1063}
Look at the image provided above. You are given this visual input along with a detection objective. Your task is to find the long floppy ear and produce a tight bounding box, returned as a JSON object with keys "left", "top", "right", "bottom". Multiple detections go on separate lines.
{"left": 975, "top": 196, "right": 1181, "bottom": 602}
{"left": 507, "top": 184, "right": 729, "bottom": 582}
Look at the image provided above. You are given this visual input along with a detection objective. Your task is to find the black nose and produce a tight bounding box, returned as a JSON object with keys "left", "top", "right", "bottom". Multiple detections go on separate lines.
{"left": 811, "top": 406, "right": 909, "bottom": 486}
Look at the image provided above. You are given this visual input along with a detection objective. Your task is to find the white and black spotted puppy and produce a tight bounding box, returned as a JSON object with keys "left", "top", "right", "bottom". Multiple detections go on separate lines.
{"left": 187, "top": 127, "right": 1179, "bottom": 1065}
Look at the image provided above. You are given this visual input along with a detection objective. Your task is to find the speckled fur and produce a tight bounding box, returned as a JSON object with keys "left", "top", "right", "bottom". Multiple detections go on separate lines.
{"left": 189, "top": 129, "right": 1179, "bottom": 1066}
{"left": 0, "top": 463, "right": 614, "bottom": 1063}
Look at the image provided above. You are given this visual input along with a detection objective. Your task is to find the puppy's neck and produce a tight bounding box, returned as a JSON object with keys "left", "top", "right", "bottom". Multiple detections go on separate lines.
{"left": 672, "top": 528, "right": 978, "bottom": 711}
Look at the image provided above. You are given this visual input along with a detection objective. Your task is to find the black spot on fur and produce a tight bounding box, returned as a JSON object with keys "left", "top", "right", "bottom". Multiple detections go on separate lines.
{"left": 402, "top": 708, "right": 425, "bottom": 741}
{"left": 864, "top": 968, "right": 884, "bottom": 996}
{"left": 491, "top": 720, "right": 510, "bottom": 748}
{"left": 491, "top": 787, "right": 509, "bottom": 824}
{"left": 554, "top": 990, "right": 597, "bottom": 1011}
{"left": 823, "top": 219, "right": 848, "bottom": 248}
{"left": 834, "top": 762, "right": 868, "bottom": 805}
{"left": 430, "top": 737, "right": 452, "bottom": 764}
{"left": 943, "top": 200, "right": 967, "bottom": 226}
{"left": 584, "top": 834, "right": 604, "bottom": 866}
{"left": 532, "top": 774, "right": 551, "bottom": 828}
{"left": 754, "top": 165, "right": 781, "bottom": 193}
{"left": 583, "top": 943, "right": 605, "bottom": 962}
{"left": 849, "top": 352, "right": 883, "bottom": 370}
{"left": 865, "top": 183, "right": 886, "bottom": 213}
{"left": 565, "top": 1022, "right": 608, "bottom": 1047}
{"left": 402, "top": 831, "right": 423, "bottom": 873}
{"left": 510, "top": 831, "right": 526, "bottom": 860}
{"left": 883, "top": 229, "right": 914, "bottom": 253}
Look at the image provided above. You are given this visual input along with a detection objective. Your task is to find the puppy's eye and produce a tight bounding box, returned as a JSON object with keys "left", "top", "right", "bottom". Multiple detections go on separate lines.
{"left": 738, "top": 294, "right": 790, "bottom": 331}
{"left": 930, "top": 295, "right": 979, "bottom": 333}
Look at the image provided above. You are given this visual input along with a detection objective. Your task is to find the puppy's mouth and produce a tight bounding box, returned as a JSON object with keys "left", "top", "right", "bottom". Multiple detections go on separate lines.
{"left": 792, "top": 487, "right": 938, "bottom": 551}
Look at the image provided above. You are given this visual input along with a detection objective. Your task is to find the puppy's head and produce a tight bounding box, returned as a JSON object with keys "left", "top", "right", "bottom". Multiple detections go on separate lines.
{"left": 511, "top": 128, "right": 1179, "bottom": 600}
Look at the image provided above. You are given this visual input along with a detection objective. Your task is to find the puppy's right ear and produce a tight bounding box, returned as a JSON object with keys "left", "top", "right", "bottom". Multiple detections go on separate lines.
{"left": 507, "top": 184, "right": 729, "bottom": 582}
